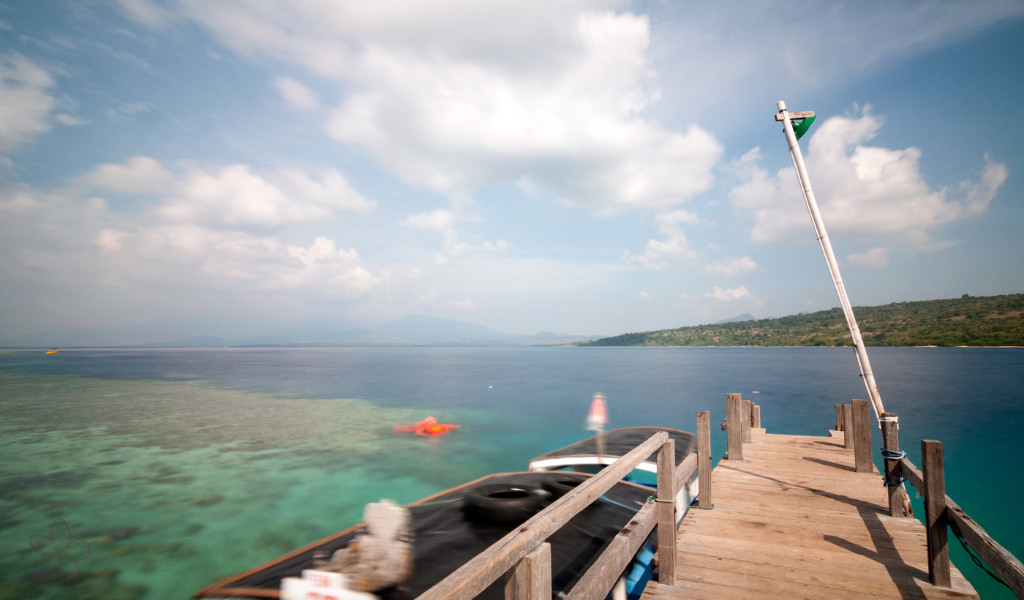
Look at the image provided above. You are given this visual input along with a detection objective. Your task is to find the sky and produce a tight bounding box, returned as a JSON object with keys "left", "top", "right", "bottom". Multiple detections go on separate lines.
{"left": 1, "top": 0, "right": 1023, "bottom": 340}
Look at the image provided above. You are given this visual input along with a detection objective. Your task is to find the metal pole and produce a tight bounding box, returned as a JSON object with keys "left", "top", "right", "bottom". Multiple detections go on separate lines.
{"left": 776, "top": 100, "right": 885, "bottom": 419}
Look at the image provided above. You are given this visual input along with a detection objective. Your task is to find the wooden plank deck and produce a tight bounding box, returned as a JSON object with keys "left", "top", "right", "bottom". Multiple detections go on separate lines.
{"left": 642, "top": 429, "right": 978, "bottom": 600}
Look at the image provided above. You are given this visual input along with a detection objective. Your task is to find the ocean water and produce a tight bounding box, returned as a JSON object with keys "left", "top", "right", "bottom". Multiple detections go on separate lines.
{"left": 0, "top": 346, "right": 1021, "bottom": 599}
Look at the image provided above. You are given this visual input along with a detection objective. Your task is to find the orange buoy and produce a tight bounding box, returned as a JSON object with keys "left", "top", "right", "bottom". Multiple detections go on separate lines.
{"left": 393, "top": 417, "right": 459, "bottom": 437}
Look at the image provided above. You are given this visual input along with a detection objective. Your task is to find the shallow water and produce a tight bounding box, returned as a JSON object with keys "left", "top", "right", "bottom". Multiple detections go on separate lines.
{"left": 0, "top": 347, "right": 1021, "bottom": 599}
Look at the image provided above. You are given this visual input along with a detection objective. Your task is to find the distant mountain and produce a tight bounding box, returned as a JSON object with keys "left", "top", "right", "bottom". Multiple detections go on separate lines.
{"left": 715, "top": 313, "right": 756, "bottom": 324}
{"left": 0, "top": 314, "right": 597, "bottom": 348}
{"left": 580, "top": 294, "right": 1024, "bottom": 347}
{"left": 372, "top": 314, "right": 516, "bottom": 343}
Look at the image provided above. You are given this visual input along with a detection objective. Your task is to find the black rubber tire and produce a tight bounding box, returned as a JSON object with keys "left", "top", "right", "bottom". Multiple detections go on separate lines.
{"left": 541, "top": 474, "right": 588, "bottom": 500}
{"left": 462, "top": 484, "right": 546, "bottom": 524}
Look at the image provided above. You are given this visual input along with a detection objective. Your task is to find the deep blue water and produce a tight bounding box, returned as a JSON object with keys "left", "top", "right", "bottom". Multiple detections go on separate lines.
{"left": 0, "top": 346, "right": 1021, "bottom": 598}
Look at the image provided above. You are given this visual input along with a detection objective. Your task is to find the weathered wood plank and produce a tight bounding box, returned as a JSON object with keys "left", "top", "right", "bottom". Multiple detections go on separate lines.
{"left": 697, "top": 411, "right": 712, "bottom": 509}
{"left": 923, "top": 440, "right": 951, "bottom": 588}
{"left": 504, "top": 542, "right": 550, "bottom": 600}
{"left": 564, "top": 504, "right": 656, "bottom": 600}
{"left": 880, "top": 412, "right": 909, "bottom": 518}
{"left": 657, "top": 439, "right": 677, "bottom": 585}
{"left": 852, "top": 399, "right": 873, "bottom": 473}
{"left": 842, "top": 404, "right": 854, "bottom": 449}
{"left": 726, "top": 393, "right": 742, "bottom": 460}
{"left": 742, "top": 400, "right": 752, "bottom": 443}
{"left": 944, "top": 496, "right": 1024, "bottom": 598}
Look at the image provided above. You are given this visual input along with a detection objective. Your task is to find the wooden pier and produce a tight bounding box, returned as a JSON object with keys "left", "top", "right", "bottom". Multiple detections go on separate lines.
{"left": 644, "top": 427, "right": 978, "bottom": 599}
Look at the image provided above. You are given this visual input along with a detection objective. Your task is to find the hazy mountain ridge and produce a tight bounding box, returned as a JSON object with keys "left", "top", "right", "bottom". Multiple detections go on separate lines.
{"left": 581, "top": 294, "right": 1024, "bottom": 347}
{"left": 0, "top": 314, "right": 598, "bottom": 348}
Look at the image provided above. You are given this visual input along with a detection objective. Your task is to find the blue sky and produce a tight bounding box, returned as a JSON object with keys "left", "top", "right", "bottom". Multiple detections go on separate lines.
{"left": 1, "top": 0, "right": 1022, "bottom": 340}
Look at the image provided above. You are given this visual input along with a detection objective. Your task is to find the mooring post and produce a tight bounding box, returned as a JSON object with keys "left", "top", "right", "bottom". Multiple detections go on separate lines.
{"left": 753, "top": 404, "right": 761, "bottom": 429}
{"left": 657, "top": 438, "right": 677, "bottom": 585}
{"left": 852, "top": 399, "right": 873, "bottom": 473}
{"left": 725, "top": 393, "right": 743, "bottom": 460}
{"left": 741, "top": 399, "right": 752, "bottom": 443}
{"left": 697, "top": 411, "right": 712, "bottom": 509}
{"left": 922, "top": 440, "right": 951, "bottom": 587}
{"left": 504, "top": 542, "right": 551, "bottom": 600}
{"left": 842, "top": 404, "right": 854, "bottom": 449}
{"left": 880, "top": 413, "right": 908, "bottom": 517}
{"left": 835, "top": 404, "right": 844, "bottom": 431}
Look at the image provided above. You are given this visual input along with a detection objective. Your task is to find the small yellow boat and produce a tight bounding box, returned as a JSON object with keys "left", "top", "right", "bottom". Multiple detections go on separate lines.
{"left": 45, "top": 349, "right": 59, "bottom": 354}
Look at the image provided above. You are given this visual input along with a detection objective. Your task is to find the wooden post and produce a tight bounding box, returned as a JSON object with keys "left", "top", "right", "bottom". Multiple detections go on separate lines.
{"left": 725, "top": 393, "right": 743, "bottom": 460}
{"left": 851, "top": 399, "right": 872, "bottom": 473}
{"left": 697, "top": 411, "right": 712, "bottom": 509}
{"left": 505, "top": 542, "right": 551, "bottom": 600}
{"left": 753, "top": 405, "right": 761, "bottom": 429}
{"left": 922, "top": 440, "right": 951, "bottom": 588}
{"left": 657, "top": 439, "right": 677, "bottom": 585}
{"left": 880, "top": 413, "right": 907, "bottom": 517}
{"left": 835, "top": 404, "right": 844, "bottom": 431}
{"left": 741, "top": 399, "right": 752, "bottom": 443}
{"left": 842, "top": 404, "right": 854, "bottom": 449}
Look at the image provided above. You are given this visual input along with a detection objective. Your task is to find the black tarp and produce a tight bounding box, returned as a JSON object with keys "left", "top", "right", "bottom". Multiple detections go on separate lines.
{"left": 197, "top": 472, "right": 657, "bottom": 600}
{"left": 530, "top": 428, "right": 696, "bottom": 468}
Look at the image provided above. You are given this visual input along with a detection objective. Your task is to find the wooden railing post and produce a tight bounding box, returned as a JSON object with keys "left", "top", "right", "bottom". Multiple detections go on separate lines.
{"left": 880, "top": 412, "right": 908, "bottom": 518}
{"left": 741, "top": 399, "right": 752, "bottom": 443}
{"left": 753, "top": 405, "right": 761, "bottom": 429}
{"left": 922, "top": 439, "right": 951, "bottom": 588}
{"left": 835, "top": 404, "right": 843, "bottom": 432}
{"left": 851, "top": 399, "right": 872, "bottom": 473}
{"left": 726, "top": 393, "right": 743, "bottom": 460}
{"left": 657, "top": 439, "right": 677, "bottom": 585}
{"left": 842, "top": 404, "right": 854, "bottom": 449}
{"left": 697, "top": 411, "right": 712, "bottom": 509}
{"left": 504, "top": 542, "right": 551, "bottom": 600}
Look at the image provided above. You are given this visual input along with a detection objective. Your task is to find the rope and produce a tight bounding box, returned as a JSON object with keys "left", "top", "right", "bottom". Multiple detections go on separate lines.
{"left": 951, "top": 522, "right": 1009, "bottom": 589}
{"left": 646, "top": 496, "right": 674, "bottom": 504}
{"left": 880, "top": 448, "right": 906, "bottom": 459}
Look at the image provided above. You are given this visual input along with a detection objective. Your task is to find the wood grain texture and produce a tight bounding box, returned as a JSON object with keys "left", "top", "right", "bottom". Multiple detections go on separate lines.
{"left": 655, "top": 428, "right": 977, "bottom": 600}
{"left": 726, "top": 393, "right": 743, "bottom": 460}
{"left": 923, "top": 440, "right": 951, "bottom": 588}
{"left": 852, "top": 399, "right": 873, "bottom": 474}
{"left": 843, "top": 404, "right": 854, "bottom": 449}
{"left": 697, "top": 411, "right": 712, "bottom": 509}
{"left": 742, "top": 400, "right": 752, "bottom": 443}
{"left": 564, "top": 504, "right": 657, "bottom": 600}
{"left": 504, "top": 543, "right": 550, "bottom": 600}
{"left": 657, "top": 439, "right": 677, "bottom": 585}
{"left": 880, "top": 412, "right": 907, "bottom": 518}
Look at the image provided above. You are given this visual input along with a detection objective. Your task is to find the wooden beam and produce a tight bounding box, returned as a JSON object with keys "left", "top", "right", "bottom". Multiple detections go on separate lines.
{"left": 504, "top": 542, "right": 550, "bottom": 600}
{"left": 945, "top": 496, "right": 1024, "bottom": 598}
{"left": 753, "top": 405, "right": 761, "bottom": 429}
{"left": 673, "top": 451, "right": 697, "bottom": 495}
{"left": 697, "top": 411, "right": 712, "bottom": 509}
{"left": 879, "top": 413, "right": 908, "bottom": 518}
{"left": 774, "top": 110, "right": 815, "bottom": 121}
{"left": 851, "top": 399, "right": 872, "bottom": 474}
{"left": 835, "top": 404, "right": 844, "bottom": 431}
{"left": 657, "top": 439, "right": 677, "bottom": 585}
{"left": 417, "top": 431, "right": 670, "bottom": 600}
{"left": 842, "top": 404, "right": 854, "bottom": 449}
{"left": 900, "top": 455, "right": 924, "bottom": 494}
{"left": 741, "top": 400, "right": 752, "bottom": 443}
{"left": 564, "top": 505, "right": 657, "bottom": 600}
{"left": 726, "top": 394, "right": 743, "bottom": 460}
{"left": 922, "top": 439, "right": 951, "bottom": 588}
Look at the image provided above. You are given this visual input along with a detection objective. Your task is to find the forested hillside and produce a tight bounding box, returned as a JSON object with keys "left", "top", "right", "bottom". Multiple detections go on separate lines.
{"left": 582, "top": 294, "right": 1024, "bottom": 347}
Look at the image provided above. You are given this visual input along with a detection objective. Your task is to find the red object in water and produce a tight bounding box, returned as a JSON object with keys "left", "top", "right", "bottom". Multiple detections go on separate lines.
{"left": 393, "top": 417, "right": 460, "bottom": 437}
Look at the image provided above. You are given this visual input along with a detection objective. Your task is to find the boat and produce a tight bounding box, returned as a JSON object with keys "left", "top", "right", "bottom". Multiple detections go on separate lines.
{"left": 194, "top": 427, "right": 697, "bottom": 600}
{"left": 45, "top": 348, "right": 59, "bottom": 354}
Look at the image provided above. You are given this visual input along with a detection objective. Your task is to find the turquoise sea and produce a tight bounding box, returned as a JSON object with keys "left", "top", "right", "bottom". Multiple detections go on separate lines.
{"left": 0, "top": 346, "right": 1021, "bottom": 599}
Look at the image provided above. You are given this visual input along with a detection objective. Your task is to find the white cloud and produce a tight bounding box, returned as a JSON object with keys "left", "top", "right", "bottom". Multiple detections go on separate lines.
{"left": 125, "top": 2, "right": 723, "bottom": 212}
{"left": 78, "top": 156, "right": 174, "bottom": 194}
{"left": 623, "top": 209, "right": 699, "bottom": 270}
{"left": 401, "top": 208, "right": 508, "bottom": 265}
{"left": 704, "top": 285, "right": 750, "bottom": 302}
{"left": 0, "top": 53, "right": 58, "bottom": 151}
{"left": 53, "top": 114, "right": 89, "bottom": 126}
{"left": 78, "top": 157, "right": 374, "bottom": 231}
{"left": 847, "top": 246, "right": 890, "bottom": 269}
{"left": 638, "top": 291, "right": 652, "bottom": 300}
{"left": 274, "top": 76, "right": 320, "bottom": 111}
{"left": 449, "top": 299, "right": 476, "bottom": 311}
{"left": 705, "top": 256, "right": 759, "bottom": 278}
{"left": 730, "top": 111, "right": 1009, "bottom": 248}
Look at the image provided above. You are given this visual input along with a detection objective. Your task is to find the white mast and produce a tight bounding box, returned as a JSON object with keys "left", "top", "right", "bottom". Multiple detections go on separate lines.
{"left": 776, "top": 100, "right": 885, "bottom": 419}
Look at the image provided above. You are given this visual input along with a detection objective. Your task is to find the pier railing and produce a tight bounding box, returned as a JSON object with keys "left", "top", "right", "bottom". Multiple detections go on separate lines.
{"left": 416, "top": 429, "right": 699, "bottom": 600}
{"left": 825, "top": 402, "right": 1024, "bottom": 598}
